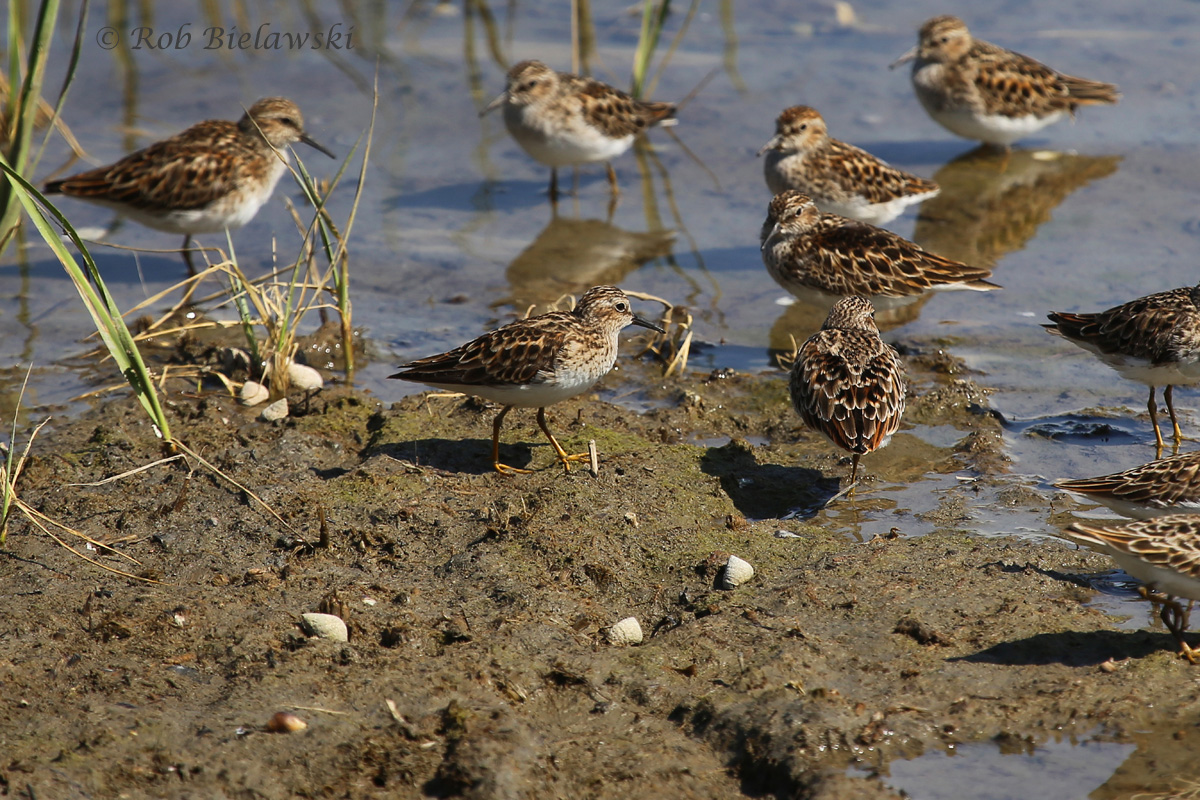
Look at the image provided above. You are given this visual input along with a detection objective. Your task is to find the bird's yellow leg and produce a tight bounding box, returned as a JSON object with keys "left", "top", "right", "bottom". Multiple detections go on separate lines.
{"left": 492, "top": 406, "right": 532, "bottom": 475}
{"left": 537, "top": 407, "right": 589, "bottom": 473}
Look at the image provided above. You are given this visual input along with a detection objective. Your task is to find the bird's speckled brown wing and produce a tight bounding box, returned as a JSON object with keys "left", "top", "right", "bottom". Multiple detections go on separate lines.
{"left": 391, "top": 312, "right": 574, "bottom": 388}
{"left": 1066, "top": 516, "right": 1200, "bottom": 578}
{"left": 1056, "top": 452, "right": 1200, "bottom": 508}
{"left": 796, "top": 218, "right": 995, "bottom": 296}
{"left": 44, "top": 120, "right": 263, "bottom": 211}
{"left": 564, "top": 74, "right": 677, "bottom": 138}
{"left": 790, "top": 328, "right": 906, "bottom": 455}
{"left": 814, "top": 139, "right": 939, "bottom": 204}
{"left": 1046, "top": 286, "right": 1200, "bottom": 365}
{"left": 966, "top": 39, "right": 1119, "bottom": 117}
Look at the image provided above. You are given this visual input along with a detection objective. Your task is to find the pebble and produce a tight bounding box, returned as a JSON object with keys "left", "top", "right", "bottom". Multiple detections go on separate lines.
{"left": 720, "top": 555, "right": 755, "bottom": 589}
{"left": 261, "top": 398, "right": 289, "bottom": 422}
{"left": 606, "top": 616, "right": 643, "bottom": 645}
{"left": 301, "top": 612, "right": 348, "bottom": 642}
{"left": 240, "top": 380, "right": 269, "bottom": 406}
{"left": 287, "top": 362, "right": 324, "bottom": 392}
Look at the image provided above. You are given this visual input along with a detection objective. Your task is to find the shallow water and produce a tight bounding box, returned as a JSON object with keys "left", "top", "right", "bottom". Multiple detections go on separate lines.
{"left": 865, "top": 736, "right": 1137, "bottom": 800}
{"left": 5, "top": 0, "right": 1200, "bottom": 793}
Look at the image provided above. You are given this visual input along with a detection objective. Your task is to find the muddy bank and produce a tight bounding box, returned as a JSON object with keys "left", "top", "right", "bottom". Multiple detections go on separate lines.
{"left": 2, "top": 350, "right": 1197, "bottom": 800}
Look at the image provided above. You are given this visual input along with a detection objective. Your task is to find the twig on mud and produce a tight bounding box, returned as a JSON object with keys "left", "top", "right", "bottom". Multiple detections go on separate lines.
{"left": 1, "top": 370, "right": 47, "bottom": 542}
{"left": 775, "top": 333, "right": 801, "bottom": 372}
{"left": 16, "top": 497, "right": 159, "bottom": 583}
{"left": 624, "top": 290, "right": 693, "bottom": 376}
{"left": 174, "top": 441, "right": 295, "bottom": 533}
{"left": 68, "top": 454, "right": 185, "bottom": 487}
{"left": 385, "top": 698, "right": 423, "bottom": 739}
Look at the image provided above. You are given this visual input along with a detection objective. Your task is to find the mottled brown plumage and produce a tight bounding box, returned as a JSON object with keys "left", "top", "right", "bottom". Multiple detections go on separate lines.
{"left": 483, "top": 60, "right": 677, "bottom": 201}
{"left": 893, "top": 15, "right": 1119, "bottom": 146}
{"left": 1064, "top": 514, "right": 1200, "bottom": 662}
{"left": 1056, "top": 451, "right": 1200, "bottom": 520}
{"left": 1046, "top": 285, "right": 1200, "bottom": 451}
{"left": 790, "top": 296, "right": 907, "bottom": 484}
{"left": 390, "top": 286, "right": 663, "bottom": 475}
{"left": 44, "top": 97, "right": 333, "bottom": 273}
{"left": 759, "top": 106, "right": 939, "bottom": 225}
{"left": 760, "top": 190, "right": 998, "bottom": 302}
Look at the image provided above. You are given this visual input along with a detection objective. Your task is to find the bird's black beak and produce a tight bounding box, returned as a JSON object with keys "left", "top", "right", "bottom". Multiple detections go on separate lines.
{"left": 300, "top": 133, "right": 336, "bottom": 159}
{"left": 633, "top": 314, "right": 665, "bottom": 334}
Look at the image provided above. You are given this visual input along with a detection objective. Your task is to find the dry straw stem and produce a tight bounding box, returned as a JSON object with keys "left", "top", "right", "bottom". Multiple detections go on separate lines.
{"left": 624, "top": 289, "right": 693, "bottom": 376}
{"left": 16, "top": 499, "right": 157, "bottom": 581}
{"left": 0, "top": 367, "right": 45, "bottom": 544}
{"left": 266, "top": 72, "right": 378, "bottom": 384}
{"left": 0, "top": 387, "right": 156, "bottom": 580}
{"left": 172, "top": 440, "right": 294, "bottom": 533}
{"left": 221, "top": 79, "right": 375, "bottom": 396}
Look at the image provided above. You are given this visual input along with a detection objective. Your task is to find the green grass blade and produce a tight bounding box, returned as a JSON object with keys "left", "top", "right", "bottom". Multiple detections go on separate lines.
{"left": 1, "top": 0, "right": 62, "bottom": 243}
{"left": 631, "top": 0, "right": 670, "bottom": 98}
{"left": 0, "top": 158, "right": 172, "bottom": 443}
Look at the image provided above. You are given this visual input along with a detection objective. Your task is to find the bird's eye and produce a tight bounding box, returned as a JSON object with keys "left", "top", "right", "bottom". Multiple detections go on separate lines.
{"left": 615, "top": 302, "right": 628, "bottom": 312}
{"left": 798, "top": 123, "right": 807, "bottom": 131}
{"left": 280, "top": 117, "right": 297, "bottom": 127}
{"left": 524, "top": 79, "right": 538, "bottom": 90}
{"left": 939, "top": 36, "right": 949, "bottom": 44}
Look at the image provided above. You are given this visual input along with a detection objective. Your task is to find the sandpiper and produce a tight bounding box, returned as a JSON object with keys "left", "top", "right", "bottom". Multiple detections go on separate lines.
{"left": 390, "top": 286, "right": 663, "bottom": 475}
{"left": 1056, "top": 451, "right": 1200, "bottom": 520}
{"left": 1064, "top": 514, "right": 1200, "bottom": 663}
{"left": 758, "top": 105, "right": 939, "bottom": 225}
{"left": 44, "top": 97, "right": 334, "bottom": 274}
{"left": 790, "top": 296, "right": 907, "bottom": 486}
{"left": 482, "top": 60, "right": 677, "bottom": 202}
{"left": 891, "top": 15, "right": 1119, "bottom": 147}
{"left": 761, "top": 190, "right": 998, "bottom": 304}
{"left": 1046, "top": 284, "right": 1200, "bottom": 453}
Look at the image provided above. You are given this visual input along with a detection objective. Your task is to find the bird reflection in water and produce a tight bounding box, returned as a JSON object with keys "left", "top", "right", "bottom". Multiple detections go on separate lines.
{"left": 504, "top": 215, "right": 676, "bottom": 310}
{"left": 912, "top": 146, "right": 1121, "bottom": 269}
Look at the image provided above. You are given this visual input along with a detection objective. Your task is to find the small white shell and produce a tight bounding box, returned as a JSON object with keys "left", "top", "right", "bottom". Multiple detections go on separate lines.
{"left": 287, "top": 362, "right": 324, "bottom": 392}
{"left": 260, "top": 398, "right": 289, "bottom": 422}
{"left": 240, "top": 380, "right": 269, "bottom": 406}
{"left": 606, "top": 616, "right": 643, "bottom": 645}
{"left": 720, "top": 555, "right": 755, "bottom": 589}
{"left": 301, "top": 612, "right": 348, "bottom": 642}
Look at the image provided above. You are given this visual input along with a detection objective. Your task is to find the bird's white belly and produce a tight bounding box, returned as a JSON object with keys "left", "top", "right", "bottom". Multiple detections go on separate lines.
{"left": 505, "top": 106, "right": 632, "bottom": 166}
{"left": 1090, "top": 352, "right": 1200, "bottom": 388}
{"left": 126, "top": 154, "right": 288, "bottom": 234}
{"left": 925, "top": 106, "right": 1065, "bottom": 146}
{"left": 1109, "top": 551, "right": 1200, "bottom": 600}
{"left": 421, "top": 370, "right": 602, "bottom": 409}
{"left": 822, "top": 192, "right": 937, "bottom": 226}
{"left": 1086, "top": 495, "right": 1200, "bottom": 521}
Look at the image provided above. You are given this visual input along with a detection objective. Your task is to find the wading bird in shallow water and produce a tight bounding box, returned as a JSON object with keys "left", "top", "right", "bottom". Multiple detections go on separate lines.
{"left": 790, "top": 296, "right": 907, "bottom": 489}
{"left": 891, "top": 15, "right": 1119, "bottom": 148}
{"left": 760, "top": 190, "right": 998, "bottom": 305}
{"left": 482, "top": 60, "right": 677, "bottom": 203}
{"left": 1045, "top": 284, "right": 1200, "bottom": 454}
{"left": 1055, "top": 450, "right": 1200, "bottom": 520}
{"left": 44, "top": 97, "right": 334, "bottom": 275}
{"left": 758, "top": 105, "right": 939, "bottom": 226}
{"left": 1063, "top": 514, "right": 1200, "bottom": 663}
{"left": 389, "top": 286, "right": 663, "bottom": 475}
